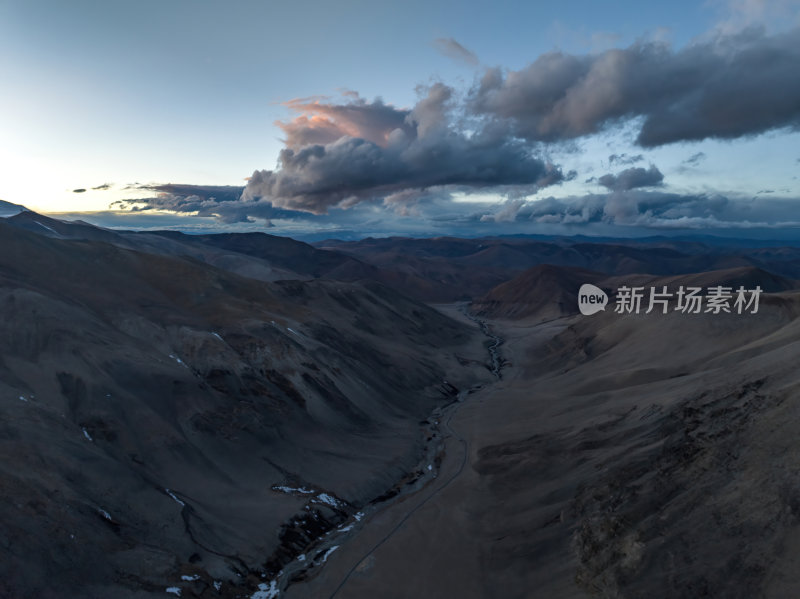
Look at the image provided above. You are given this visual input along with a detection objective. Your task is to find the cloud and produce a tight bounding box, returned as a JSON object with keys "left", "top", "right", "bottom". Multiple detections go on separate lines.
{"left": 73, "top": 183, "right": 113, "bottom": 192}
{"left": 682, "top": 152, "right": 707, "bottom": 166}
{"left": 469, "top": 26, "right": 800, "bottom": 146}
{"left": 608, "top": 153, "right": 643, "bottom": 166}
{"left": 381, "top": 189, "right": 447, "bottom": 217}
{"left": 243, "top": 85, "right": 565, "bottom": 214}
{"left": 711, "top": 0, "right": 800, "bottom": 36}
{"left": 479, "top": 190, "right": 800, "bottom": 229}
{"left": 598, "top": 165, "right": 664, "bottom": 191}
{"left": 109, "top": 23, "right": 799, "bottom": 234}
{"left": 111, "top": 183, "right": 305, "bottom": 224}
{"left": 277, "top": 96, "right": 410, "bottom": 148}
{"left": 129, "top": 183, "right": 243, "bottom": 203}
{"left": 433, "top": 37, "right": 480, "bottom": 66}
{"left": 480, "top": 198, "right": 526, "bottom": 223}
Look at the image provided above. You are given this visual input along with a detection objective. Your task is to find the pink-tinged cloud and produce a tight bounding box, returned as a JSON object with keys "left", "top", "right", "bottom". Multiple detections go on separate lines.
{"left": 245, "top": 85, "right": 565, "bottom": 214}
{"left": 278, "top": 96, "right": 411, "bottom": 148}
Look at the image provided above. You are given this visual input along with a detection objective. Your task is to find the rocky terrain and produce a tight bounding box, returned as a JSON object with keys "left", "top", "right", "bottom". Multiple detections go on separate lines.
{"left": 0, "top": 215, "right": 491, "bottom": 598}
{"left": 285, "top": 272, "right": 800, "bottom": 599}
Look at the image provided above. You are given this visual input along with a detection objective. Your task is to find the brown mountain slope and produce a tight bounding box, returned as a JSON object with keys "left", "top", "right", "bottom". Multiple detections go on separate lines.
{"left": 151, "top": 231, "right": 376, "bottom": 280}
{"left": 4, "top": 211, "right": 307, "bottom": 282}
{"left": 472, "top": 264, "right": 606, "bottom": 321}
{"left": 0, "top": 221, "right": 491, "bottom": 598}
{"left": 292, "top": 289, "right": 800, "bottom": 599}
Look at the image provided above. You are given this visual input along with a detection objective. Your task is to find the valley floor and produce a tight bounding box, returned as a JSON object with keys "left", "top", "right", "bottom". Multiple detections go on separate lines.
{"left": 285, "top": 309, "right": 584, "bottom": 599}
{"left": 285, "top": 300, "right": 800, "bottom": 599}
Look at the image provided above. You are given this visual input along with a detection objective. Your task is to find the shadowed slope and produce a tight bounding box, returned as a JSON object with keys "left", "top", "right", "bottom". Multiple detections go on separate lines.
{"left": 0, "top": 221, "right": 490, "bottom": 598}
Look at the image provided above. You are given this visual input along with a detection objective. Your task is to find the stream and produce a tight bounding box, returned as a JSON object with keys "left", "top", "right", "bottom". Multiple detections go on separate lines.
{"left": 461, "top": 303, "right": 504, "bottom": 379}
{"left": 262, "top": 303, "right": 505, "bottom": 599}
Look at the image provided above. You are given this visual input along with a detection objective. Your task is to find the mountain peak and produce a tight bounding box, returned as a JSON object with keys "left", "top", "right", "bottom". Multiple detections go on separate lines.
{"left": 0, "top": 199, "right": 27, "bottom": 217}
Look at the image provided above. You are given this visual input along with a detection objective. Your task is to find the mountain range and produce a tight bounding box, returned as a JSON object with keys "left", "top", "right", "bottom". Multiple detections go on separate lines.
{"left": 3, "top": 207, "right": 800, "bottom": 598}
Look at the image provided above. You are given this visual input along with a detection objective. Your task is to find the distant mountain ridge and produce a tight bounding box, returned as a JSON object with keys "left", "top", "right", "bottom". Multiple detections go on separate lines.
{"left": 5, "top": 209, "right": 800, "bottom": 308}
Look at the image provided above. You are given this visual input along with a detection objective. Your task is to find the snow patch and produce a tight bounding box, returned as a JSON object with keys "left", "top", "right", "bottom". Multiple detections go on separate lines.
{"left": 354, "top": 512, "right": 364, "bottom": 521}
{"left": 213, "top": 581, "right": 222, "bottom": 591}
{"left": 286, "top": 327, "right": 300, "bottom": 336}
{"left": 18, "top": 396, "right": 27, "bottom": 402}
{"left": 272, "top": 485, "right": 314, "bottom": 495}
{"left": 318, "top": 546, "right": 339, "bottom": 564}
{"left": 427, "top": 464, "right": 433, "bottom": 471}
{"left": 97, "top": 508, "right": 112, "bottom": 521}
{"left": 165, "top": 588, "right": 181, "bottom": 596}
{"left": 180, "top": 574, "right": 199, "bottom": 581}
{"left": 251, "top": 580, "right": 279, "bottom": 599}
{"left": 297, "top": 554, "right": 306, "bottom": 562}
{"left": 82, "top": 428, "right": 93, "bottom": 441}
{"left": 168, "top": 354, "right": 188, "bottom": 368}
{"left": 35, "top": 221, "right": 58, "bottom": 235}
{"left": 211, "top": 332, "right": 224, "bottom": 341}
{"left": 337, "top": 524, "right": 354, "bottom": 532}
{"left": 312, "top": 493, "right": 343, "bottom": 508}
{"left": 165, "top": 488, "right": 185, "bottom": 507}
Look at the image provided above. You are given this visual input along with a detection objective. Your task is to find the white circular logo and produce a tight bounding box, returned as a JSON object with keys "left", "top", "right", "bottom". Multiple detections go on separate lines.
{"left": 578, "top": 283, "right": 608, "bottom": 315}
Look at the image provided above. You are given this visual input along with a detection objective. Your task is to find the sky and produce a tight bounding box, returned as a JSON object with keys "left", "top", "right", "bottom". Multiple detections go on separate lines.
{"left": 1, "top": 0, "right": 800, "bottom": 239}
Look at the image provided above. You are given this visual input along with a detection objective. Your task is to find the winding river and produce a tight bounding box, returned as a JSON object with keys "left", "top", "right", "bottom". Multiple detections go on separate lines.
{"left": 273, "top": 302, "right": 505, "bottom": 599}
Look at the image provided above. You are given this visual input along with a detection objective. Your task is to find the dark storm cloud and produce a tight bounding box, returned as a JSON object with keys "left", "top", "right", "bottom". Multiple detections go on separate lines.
{"left": 92, "top": 183, "right": 113, "bottom": 190}
{"left": 469, "top": 26, "right": 800, "bottom": 146}
{"left": 598, "top": 165, "right": 664, "bottom": 191}
{"left": 111, "top": 183, "right": 306, "bottom": 224}
{"left": 479, "top": 190, "right": 800, "bottom": 229}
{"left": 433, "top": 37, "right": 480, "bottom": 66}
{"left": 73, "top": 188, "right": 86, "bottom": 193}
{"left": 243, "top": 85, "right": 565, "bottom": 214}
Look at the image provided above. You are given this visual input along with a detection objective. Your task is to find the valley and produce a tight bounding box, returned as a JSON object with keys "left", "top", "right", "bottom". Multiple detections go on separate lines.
{"left": 290, "top": 294, "right": 800, "bottom": 598}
